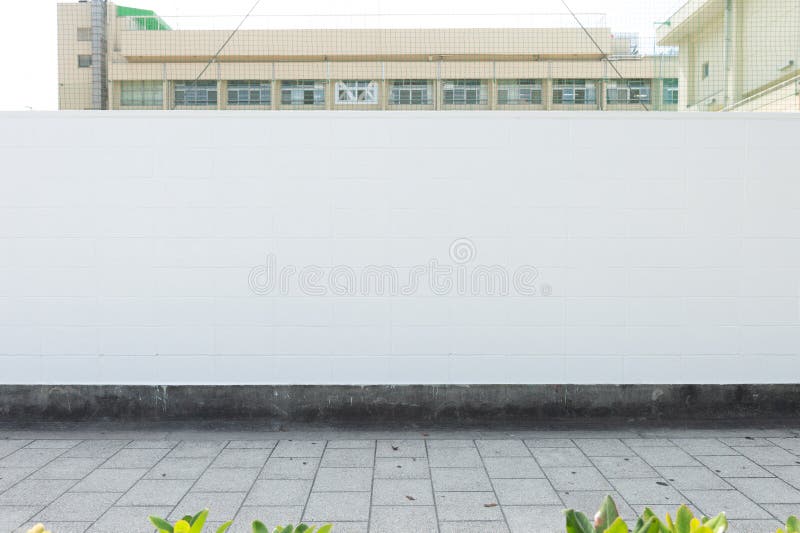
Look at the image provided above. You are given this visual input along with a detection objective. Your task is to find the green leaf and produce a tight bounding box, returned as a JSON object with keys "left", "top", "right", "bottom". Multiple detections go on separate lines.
{"left": 190, "top": 510, "right": 208, "bottom": 533}
{"left": 787, "top": 517, "right": 800, "bottom": 533}
{"left": 215, "top": 521, "right": 233, "bottom": 533}
{"left": 252, "top": 521, "right": 270, "bottom": 533}
{"left": 565, "top": 510, "right": 595, "bottom": 533}
{"left": 295, "top": 526, "right": 310, "bottom": 533}
{"left": 604, "top": 517, "right": 629, "bottom": 533}
{"left": 595, "top": 495, "right": 620, "bottom": 532}
{"left": 316, "top": 526, "right": 333, "bottom": 533}
{"left": 150, "top": 516, "right": 175, "bottom": 533}
{"left": 174, "top": 520, "right": 192, "bottom": 533}
{"left": 703, "top": 513, "right": 728, "bottom": 533}
{"left": 634, "top": 517, "right": 661, "bottom": 533}
{"left": 675, "top": 505, "right": 693, "bottom": 533}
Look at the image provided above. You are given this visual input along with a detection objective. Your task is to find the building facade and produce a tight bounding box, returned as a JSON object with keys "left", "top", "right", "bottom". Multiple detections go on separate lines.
{"left": 657, "top": 0, "right": 800, "bottom": 111}
{"left": 59, "top": 1, "right": 681, "bottom": 112}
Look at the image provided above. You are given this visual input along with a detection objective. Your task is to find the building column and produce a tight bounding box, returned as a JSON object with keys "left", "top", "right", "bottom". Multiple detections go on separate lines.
{"left": 543, "top": 78, "right": 553, "bottom": 111}
{"left": 327, "top": 80, "right": 335, "bottom": 110}
{"left": 163, "top": 80, "right": 170, "bottom": 110}
{"left": 271, "top": 80, "right": 278, "bottom": 110}
{"left": 652, "top": 78, "right": 664, "bottom": 111}
{"left": 218, "top": 80, "right": 226, "bottom": 110}
{"left": 488, "top": 79, "right": 497, "bottom": 110}
{"left": 599, "top": 80, "right": 607, "bottom": 111}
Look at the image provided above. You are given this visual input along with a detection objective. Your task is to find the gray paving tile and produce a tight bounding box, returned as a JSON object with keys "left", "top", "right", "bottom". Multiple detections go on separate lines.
{"left": 193, "top": 467, "right": 259, "bottom": 492}
{"left": 726, "top": 519, "right": 785, "bottom": 533}
{"left": 244, "top": 479, "right": 312, "bottom": 506}
{"left": 634, "top": 447, "right": 700, "bottom": 467}
{"left": 682, "top": 490, "right": 772, "bottom": 519}
{"left": 62, "top": 440, "right": 128, "bottom": 459}
{"left": 170, "top": 491, "right": 245, "bottom": 521}
{"left": 670, "top": 438, "right": 735, "bottom": 455}
{"left": 313, "top": 467, "right": 372, "bottom": 491}
{"left": 0, "top": 441, "right": 31, "bottom": 460}
{"left": 320, "top": 448, "right": 374, "bottom": 467}
{"left": 0, "top": 467, "right": 35, "bottom": 491}
{"left": 125, "top": 440, "right": 179, "bottom": 449}
{"left": 483, "top": 457, "right": 544, "bottom": 479}
{"left": 25, "top": 440, "right": 82, "bottom": 449}
{"left": 102, "top": 448, "right": 168, "bottom": 469}
{"left": 654, "top": 466, "right": 732, "bottom": 490}
{"left": 370, "top": 506, "right": 438, "bottom": 533}
{"left": 87, "top": 506, "right": 172, "bottom": 533}
{"left": 763, "top": 503, "right": 800, "bottom": 521}
{"left": 211, "top": 449, "right": 270, "bottom": 468}
{"left": 492, "top": 478, "right": 560, "bottom": 506}
{"left": 0, "top": 479, "right": 74, "bottom": 506}
{"left": 439, "top": 520, "right": 509, "bottom": 533}
{"left": 630, "top": 503, "right": 700, "bottom": 518}
{"left": 720, "top": 437, "right": 774, "bottom": 447}
{"left": 168, "top": 440, "right": 228, "bottom": 458}
{"left": 260, "top": 457, "right": 320, "bottom": 479}
{"left": 374, "top": 457, "right": 430, "bottom": 479}
{"left": 71, "top": 468, "right": 147, "bottom": 492}
{"left": 146, "top": 456, "right": 213, "bottom": 479}
{"left": 727, "top": 477, "right": 800, "bottom": 503}
{"left": 0, "top": 506, "right": 38, "bottom": 532}
{"left": 573, "top": 439, "right": 632, "bottom": 457}
{"left": 769, "top": 438, "right": 800, "bottom": 455}
{"left": 559, "top": 491, "right": 636, "bottom": 521}
{"left": 231, "top": 506, "right": 303, "bottom": 533}
{"left": 503, "top": 505, "right": 564, "bottom": 533}
{"left": 226, "top": 440, "right": 278, "bottom": 449}
{"left": 0, "top": 448, "right": 65, "bottom": 469}
{"left": 696, "top": 455, "right": 773, "bottom": 477}
{"left": 428, "top": 447, "right": 482, "bottom": 468}
{"left": 30, "top": 457, "right": 104, "bottom": 480}
{"left": 372, "top": 478, "right": 434, "bottom": 506}
{"left": 15, "top": 522, "right": 89, "bottom": 533}
{"left": 734, "top": 446, "right": 799, "bottom": 466}
{"left": 303, "top": 491, "right": 370, "bottom": 521}
{"left": 376, "top": 440, "right": 426, "bottom": 457}
{"left": 426, "top": 440, "right": 476, "bottom": 449}
{"left": 116, "top": 479, "right": 193, "bottom": 506}
{"left": 767, "top": 465, "right": 800, "bottom": 488}
{"left": 623, "top": 438, "right": 673, "bottom": 448}
{"left": 326, "top": 439, "right": 375, "bottom": 449}
{"left": 34, "top": 492, "right": 120, "bottom": 522}
{"left": 609, "top": 478, "right": 685, "bottom": 505}
{"left": 476, "top": 440, "right": 530, "bottom": 457}
{"left": 532, "top": 448, "right": 591, "bottom": 467}
{"left": 592, "top": 456, "right": 658, "bottom": 478}
{"left": 434, "top": 491, "right": 502, "bottom": 521}
{"left": 431, "top": 467, "right": 492, "bottom": 492}
{"left": 272, "top": 440, "right": 326, "bottom": 458}
{"left": 524, "top": 438, "right": 575, "bottom": 448}
{"left": 544, "top": 467, "right": 611, "bottom": 491}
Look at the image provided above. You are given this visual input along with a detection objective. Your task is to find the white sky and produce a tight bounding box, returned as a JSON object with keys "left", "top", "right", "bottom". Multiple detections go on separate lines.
{"left": 0, "top": 0, "right": 685, "bottom": 111}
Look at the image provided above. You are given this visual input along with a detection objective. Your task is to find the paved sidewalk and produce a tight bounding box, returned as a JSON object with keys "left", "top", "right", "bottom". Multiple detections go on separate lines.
{"left": 1, "top": 426, "right": 799, "bottom": 533}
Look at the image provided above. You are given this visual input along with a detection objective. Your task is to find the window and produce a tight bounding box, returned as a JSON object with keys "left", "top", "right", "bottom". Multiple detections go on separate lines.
{"left": 389, "top": 80, "right": 432, "bottom": 105}
{"left": 606, "top": 79, "right": 651, "bottom": 104}
{"left": 78, "top": 55, "right": 92, "bottom": 68}
{"left": 120, "top": 81, "right": 163, "bottom": 106}
{"left": 77, "top": 28, "right": 91, "bottom": 41}
{"left": 174, "top": 81, "right": 218, "bottom": 106}
{"left": 497, "top": 79, "right": 542, "bottom": 105}
{"left": 443, "top": 80, "right": 488, "bottom": 105}
{"left": 702, "top": 62, "right": 710, "bottom": 79}
{"left": 281, "top": 80, "right": 325, "bottom": 106}
{"left": 553, "top": 79, "right": 597, "bottom": 104}
{"left": 228, "top": 81, "right": 271, "bottom": 106}
{"left": 335, "top": 80, "right": 379, "bottom": 104}
{"left": 663, "top": 78, "right": 679, "bottom": 105}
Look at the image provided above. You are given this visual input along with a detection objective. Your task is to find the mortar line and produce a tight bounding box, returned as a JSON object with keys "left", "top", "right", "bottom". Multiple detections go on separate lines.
{"left": 423, "top": 438, "right": 442, "bottom": 533}
{"left": 365, "top": 438, "right": 378, "bottom": 531}
{"left": 476, "top": 438, "right": 511, "bottom": 531}
{"left": 231, "top": 440, "right": 277, "bottom": 526}
{"left": 300, "top": 438, "right": 329, "bottom": 524}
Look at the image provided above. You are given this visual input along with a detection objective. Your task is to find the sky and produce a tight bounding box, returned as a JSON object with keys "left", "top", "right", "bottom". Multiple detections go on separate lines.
{"left": 0, "top": 0, "right": 685, "bottom": 111}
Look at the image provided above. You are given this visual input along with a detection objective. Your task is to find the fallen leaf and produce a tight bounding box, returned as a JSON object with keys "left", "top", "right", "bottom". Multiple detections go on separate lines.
{"left": 484, "top": 503, "right": 498, "bottom": 508}
{"left": 392, "top": 445, "right": 399, "bottom": 451}
{"left": 406, "top": 495, "right": 416, "bottom": 501}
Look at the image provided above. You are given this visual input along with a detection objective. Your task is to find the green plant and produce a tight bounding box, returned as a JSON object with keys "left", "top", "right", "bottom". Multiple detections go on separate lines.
{"left": 251, "top": 523, "right": 332, "bottom": 533}
{"left": 149, "top": 509, "right": 232, "bottom": 533}
{"left": 777, "top": 516, "right": 800, "bottom": 533}
{"left": 564, "top": 495, "right": 728, "bottom": 533}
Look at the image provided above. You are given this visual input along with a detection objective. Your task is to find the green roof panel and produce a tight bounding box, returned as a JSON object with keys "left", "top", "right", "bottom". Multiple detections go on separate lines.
{"left": 116, "top": 5, "right": 171, "bottom": 30}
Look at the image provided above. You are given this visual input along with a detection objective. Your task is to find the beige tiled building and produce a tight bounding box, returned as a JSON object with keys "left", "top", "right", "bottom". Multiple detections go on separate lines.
{"left": 657, "top": 0, "right": 800, "bottom": 111}
{"left": 59, "top": 0, "right": 681, "bottom": 111}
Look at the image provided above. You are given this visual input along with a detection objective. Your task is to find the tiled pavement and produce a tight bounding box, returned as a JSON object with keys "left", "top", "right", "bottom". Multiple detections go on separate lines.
{"left": 0, "top": 427, "right": 799, "bottom": 533}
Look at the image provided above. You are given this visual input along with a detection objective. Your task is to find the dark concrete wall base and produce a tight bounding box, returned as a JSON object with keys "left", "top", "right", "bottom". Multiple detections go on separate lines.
{"left": 1, "top": 384, "right": 799, "bottom": 423}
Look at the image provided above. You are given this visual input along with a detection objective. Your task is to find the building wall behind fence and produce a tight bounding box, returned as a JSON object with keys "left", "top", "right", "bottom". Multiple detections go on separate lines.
{"left": 0, "top": 112, "right": 798, "bottom": 385}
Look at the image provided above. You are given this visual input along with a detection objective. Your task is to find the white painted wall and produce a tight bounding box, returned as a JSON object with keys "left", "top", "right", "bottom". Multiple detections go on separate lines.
{"left": 1, "top": 112, "right": 799, "bottom": 385}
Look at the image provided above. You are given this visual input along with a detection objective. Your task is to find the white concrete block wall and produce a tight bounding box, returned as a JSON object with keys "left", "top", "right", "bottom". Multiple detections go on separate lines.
{"left": 0, "top": 111, "right": 799, "bottom": 385}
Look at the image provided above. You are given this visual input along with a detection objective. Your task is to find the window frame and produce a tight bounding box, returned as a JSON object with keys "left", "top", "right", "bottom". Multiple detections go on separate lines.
{"left": 663, "top": 78, "right": 679, "bottom": 105}
{"left": 280, "top": 80, "right": 326, "bottom": 106}
{"left": 77, "top": 55, "right": 92, "bottom": 68}
{"left": 442, "top": 79, "right": 488, "bottom": 105}
{"left": 174, "top": 80, "right": 218, "bottom": 106}
{"left": 77, "top": 27, "right": 91, "bottom": 42}
{"left": 552, "top": 79, "right": 597, "bottom": 105}
{"left": 227, "top": 80, "right": 272, "bottom": 106}
{"left": 606, "top": 79, "right": 652, "bottom": 105}
{"left": 120, "top": 80, "right": 163, "bottom": 107}
{"left": 497, "top": 79, "right": 543, "bottom": 105}
{"left": 335, "top": 80, "right": 379, "bottom": 104}
{"left": 389, "top": 80, "right": 432, "bottom": 105}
